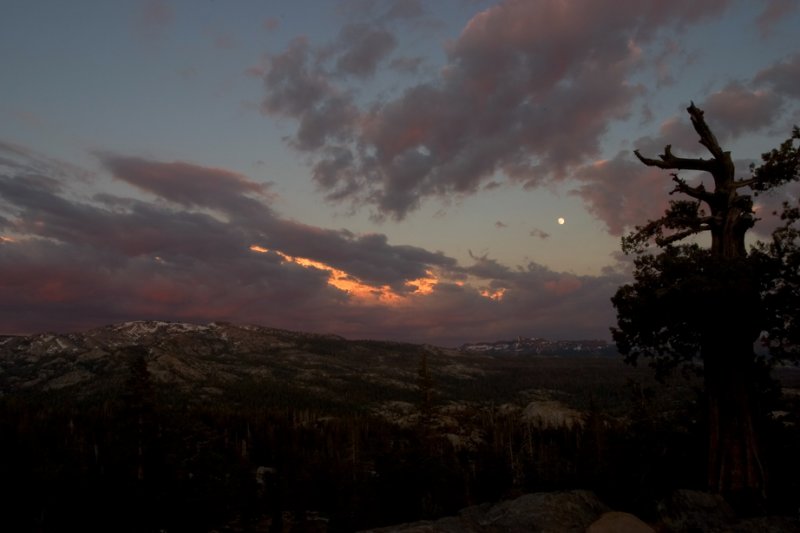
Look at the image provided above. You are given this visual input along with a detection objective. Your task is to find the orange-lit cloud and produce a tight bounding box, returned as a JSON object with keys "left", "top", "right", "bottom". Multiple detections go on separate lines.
{"left": 250, "top": 245, "right": 438, "bottom": 303}
{"left": 480, "top": 287, "right": 506, "bottom": 301}
{"left": 406, "top": 271, "right": 437, "bottom": 295}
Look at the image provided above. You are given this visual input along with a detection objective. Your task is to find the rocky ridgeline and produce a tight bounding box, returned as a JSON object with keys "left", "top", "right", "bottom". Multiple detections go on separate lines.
{"left": 0, "top": 320, "right": 425, "bottom": 395}
{"left": 460, "top": 337, "right": 616, "bottom": 356}
{"left": 0, "top": 320, "right": 605, "bottom": 439}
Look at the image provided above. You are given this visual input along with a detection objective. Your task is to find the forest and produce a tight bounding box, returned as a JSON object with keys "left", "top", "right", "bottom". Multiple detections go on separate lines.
{"left": 0, "top": 335, "right": 798, "bottom": 532}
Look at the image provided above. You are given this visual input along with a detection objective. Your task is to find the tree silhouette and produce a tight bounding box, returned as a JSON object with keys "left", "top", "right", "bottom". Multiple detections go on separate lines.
{"left": 612, "top": 104, "right": 799, "bottom": 502}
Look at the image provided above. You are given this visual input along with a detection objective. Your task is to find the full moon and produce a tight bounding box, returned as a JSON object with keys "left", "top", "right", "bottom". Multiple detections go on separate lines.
{"left": 557, "top": 217, "right": 565, "bottom": 225}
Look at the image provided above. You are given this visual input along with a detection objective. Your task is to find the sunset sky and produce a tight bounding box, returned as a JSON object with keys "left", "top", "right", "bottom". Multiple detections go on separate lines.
{"left": 1, "top": 0, "right": 799, "bottom": 346}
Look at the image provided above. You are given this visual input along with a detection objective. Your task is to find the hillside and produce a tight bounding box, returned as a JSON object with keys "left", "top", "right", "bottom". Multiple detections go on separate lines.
{"left": 0, "top": 320, "right": 646, "bottom": 416}
{"left": 1, "top": 321, "right": 798, "bottom": 532}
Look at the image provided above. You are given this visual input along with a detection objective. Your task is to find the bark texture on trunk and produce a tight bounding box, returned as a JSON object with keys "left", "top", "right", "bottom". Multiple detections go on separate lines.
{"left": 703, "top": 346, "right": 765, "bottom": 499}
{"left": 700, "top": 263, "right": 766, "bottom": 501}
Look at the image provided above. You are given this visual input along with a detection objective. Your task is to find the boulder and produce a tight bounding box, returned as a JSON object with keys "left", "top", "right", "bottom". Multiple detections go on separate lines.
{"left": 587, "top": 511, "right": 655, "bottom": 533}
{"left": 656, "top": 490, "right": 736, "bottom": 532}
{"left": 361, "top": 490, "right": 609, "bottom": 532}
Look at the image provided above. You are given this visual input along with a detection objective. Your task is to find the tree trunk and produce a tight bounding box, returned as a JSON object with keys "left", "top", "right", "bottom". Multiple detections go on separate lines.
{"left": 703, "top": 346, "right": 766, "bottom": 502}
{"left": 701, "top": 267, "right": 766, "bottom": 502}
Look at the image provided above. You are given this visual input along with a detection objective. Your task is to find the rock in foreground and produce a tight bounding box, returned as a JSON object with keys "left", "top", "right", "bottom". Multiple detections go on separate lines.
{"left": 361, "top": 490, "right": 609, "bottom": 532}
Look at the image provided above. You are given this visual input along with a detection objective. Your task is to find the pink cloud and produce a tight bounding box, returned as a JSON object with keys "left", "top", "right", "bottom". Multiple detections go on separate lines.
{"left": 98, "top": 155, "right": 273, "bottom": 211}
{"left": 1, "top": 143, "right": 627, "bottom": 344}
{"left": 756, "top": 0, "right": 799, "bottom": 39}
{"left": 701, "top": 82, "right": 784, "bottom": 137}
{"left": 572, "top": 78, "right": 796, "bottom": 238}
{"left": 754, "top": 54, "right": 800, "bottom": 98}
{"left": 261, "top": 0, "right": 731, "bottom": 220}
{"left": 572, "top": 154, "right": 673, "bottom": 236}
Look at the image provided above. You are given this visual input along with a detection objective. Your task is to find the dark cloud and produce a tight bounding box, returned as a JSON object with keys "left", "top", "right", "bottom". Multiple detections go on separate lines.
{"left": 260, "top": 0, "right": 731, "bottom": 220}
{"left": 262, "top": 37, "right": 332, "bottom": 117}
{"left": 99, "top": 154, "right": 272, "bottom": 212}
{"left": 260, "top": 38, "right": 359, "bottom": 151}
{"left": 96, "top": 153, "right": 454, "bottom": 288}
{"left": 1, "top": 143, "right": 625, "bottom": 344}
{"left": 530, "top": 228, "right": 550, "bottom": 240}
{"left": 754, "top": 53, "right": 800, "bottom": 98}
{"left": 334, "top": 23, "right": 397, "bottom": 78}
{"left": 318, "top": 255, "right": 628, "bottom": 345}
{"left": 701, "top": 82, "right": 784, "bottom": 137}
{"left": 465, "top": 251, "right": 513, "bottom": 280}
{"left": 0, "top": 140, "right": 93, "bottom": 183}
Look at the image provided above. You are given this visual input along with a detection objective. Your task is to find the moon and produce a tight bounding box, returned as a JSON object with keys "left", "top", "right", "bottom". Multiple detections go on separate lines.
{"left": 557, "top": 217, "right": 565, "bottom": 225}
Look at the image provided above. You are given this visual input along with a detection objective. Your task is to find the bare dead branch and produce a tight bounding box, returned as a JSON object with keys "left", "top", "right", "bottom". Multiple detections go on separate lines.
{"left": 687, "top": 102, "right": 726, "bottom": 160}
{"left": 656, "top": 225, "right": 711, "bottom": 246}
{"left": 634, "top": 104, "right": 736, "bottom": 190}
{"left": 669, "top": 174, "right": 714, "bottom": 202}
{"left": 634, "top": 146, "right": 718, "bottom": 173}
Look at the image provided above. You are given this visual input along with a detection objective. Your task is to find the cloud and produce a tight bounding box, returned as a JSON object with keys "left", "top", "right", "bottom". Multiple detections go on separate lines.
{"left": 98, "top": 154, "right": 273, "bottom": 213}
{"left": 319, "top": 255, "right": 627, "bottom": 345}
{"left": 260, "top": 37, "right": 360, "bottom": 151}
{"left": 756, "top": 0, "right": 799, "bottom": 39}
{"left": 572, "top": 71, "right": 797, "bottom": 236}
{"left": 1, "top": 143, "right": 626, "bottom": 344}
{"left": 571, "top": 153, "right": 673, "bottom": 236}
{"left": 261, "top": 37, "right": 331, "bottom": 117}
{"left": 754, "top": 53, "right": 800, "bottom": 98}
{"left": 95, "top": 153, "right": 455, "bottom": 289}
{"left": 259, "top": 0, "right": 731, "bottom": 220}
{"left": 529, "top": 228, "right": 550, "bottom": 240}
{"left": 334, "top": 23, "right": 397, "bottom": 78}
{"left": 701, "top": 82, "right": 784, "bottom": 137}
{"left": 571, "top": 46, "right": 800, "bottom": 236}
{"left": 0, "top": 140, "right": 94, "bottom": 183}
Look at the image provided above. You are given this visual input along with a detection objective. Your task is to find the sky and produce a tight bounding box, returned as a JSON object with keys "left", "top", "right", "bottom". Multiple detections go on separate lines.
{"left": 1, "top": 0, "right": 799, "bottom": 346}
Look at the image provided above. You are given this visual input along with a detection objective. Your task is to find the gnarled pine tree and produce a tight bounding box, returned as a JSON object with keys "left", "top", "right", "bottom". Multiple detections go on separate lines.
{"left": 612, "top": 103, "right": 799, "bottom": 500}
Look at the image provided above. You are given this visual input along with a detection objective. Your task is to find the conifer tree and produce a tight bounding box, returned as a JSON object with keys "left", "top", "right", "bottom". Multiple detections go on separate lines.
{"left": 612, "top": 104, "right": 799, "bottom": 499}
